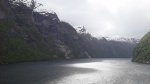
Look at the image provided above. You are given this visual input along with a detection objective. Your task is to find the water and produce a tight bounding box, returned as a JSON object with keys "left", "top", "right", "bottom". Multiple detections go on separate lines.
{"left": 0, "top": 58, "right": 150, "bottom": 84}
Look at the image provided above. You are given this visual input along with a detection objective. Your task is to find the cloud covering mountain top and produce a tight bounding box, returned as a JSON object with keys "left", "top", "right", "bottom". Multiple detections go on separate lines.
{"left": 36, "top": 0, "right": 150, "bottom": 38}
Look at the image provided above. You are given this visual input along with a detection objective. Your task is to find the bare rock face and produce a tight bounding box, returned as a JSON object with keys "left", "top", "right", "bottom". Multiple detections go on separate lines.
{"left": 32, "top": 10, "right": 87, "bottom": 59}
{"left": 58, "top": 44, "right": 72, "bottom": 59}
{"left": 0, "top": 11, "right": 5, "bottom": 19}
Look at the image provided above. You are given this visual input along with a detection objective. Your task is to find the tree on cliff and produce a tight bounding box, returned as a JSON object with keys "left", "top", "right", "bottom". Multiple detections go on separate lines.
{"left": 29, "top": 0, "right": 43, "bottom": 22}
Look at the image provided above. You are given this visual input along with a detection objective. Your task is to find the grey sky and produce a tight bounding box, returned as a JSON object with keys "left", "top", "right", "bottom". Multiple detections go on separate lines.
{"left": 36, "top": 0, "right": 150, "bottom": 38}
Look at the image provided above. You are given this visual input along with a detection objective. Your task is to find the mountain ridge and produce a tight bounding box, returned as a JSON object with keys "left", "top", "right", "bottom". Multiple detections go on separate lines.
{"left": 74, "top": 26, "right": 140, "bottom": 44}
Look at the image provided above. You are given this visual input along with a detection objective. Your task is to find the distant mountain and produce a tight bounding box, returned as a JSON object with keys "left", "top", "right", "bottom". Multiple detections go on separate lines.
{"left": 75, "top": 26, "right": 140, "bottom": 44}
{"left": 74, "top": 26, "right": 138, "bottom": 58}
{"left": 132, "top": 32, "right": 150, "bottom": 63}
{"left": 99, "top": 36, "right": 140, "bottom": 44}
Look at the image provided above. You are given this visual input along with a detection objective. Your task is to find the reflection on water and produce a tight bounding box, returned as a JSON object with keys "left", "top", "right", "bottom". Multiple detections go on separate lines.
{"left": 48, "top": 59, "right": 150, "bottom": 84}
{"left": 72, "top": 62, "right": 100, "bottom": 68}
{"left": 1, "top": 58, "right": 150, "bottom": 84}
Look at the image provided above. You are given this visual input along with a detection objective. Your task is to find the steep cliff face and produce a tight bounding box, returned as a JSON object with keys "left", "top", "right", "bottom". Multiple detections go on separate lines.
{"left": 0, "top": 0, "right": 89, "bottom": 63}
{"left": 132, "top": 32, "right": 150, "bottom": 63}
{"left": 0, "top": 0, "right": 55, "bottom": 63}
{"left": 34, "top": 12, "right": 88, "bottom": 59}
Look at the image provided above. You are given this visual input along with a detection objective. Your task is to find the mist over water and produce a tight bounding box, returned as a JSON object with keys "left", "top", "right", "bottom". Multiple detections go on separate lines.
{"left": 0, "top": 58, "right": 150, "bottom": 84}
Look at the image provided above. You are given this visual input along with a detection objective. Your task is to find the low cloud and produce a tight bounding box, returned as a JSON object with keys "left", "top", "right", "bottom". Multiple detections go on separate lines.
{"left": 36, "top": 0, "right": 150, "bottom": 38}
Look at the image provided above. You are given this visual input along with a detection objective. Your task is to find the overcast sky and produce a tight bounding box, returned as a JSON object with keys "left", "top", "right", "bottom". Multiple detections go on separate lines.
{"left": 36, "top": 0, "right": 150, "bottom": 38}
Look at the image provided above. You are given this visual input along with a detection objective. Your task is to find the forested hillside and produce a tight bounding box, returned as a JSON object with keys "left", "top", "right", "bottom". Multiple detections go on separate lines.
{"left": 132, "top": 32, "right": 150, "bottom": 63}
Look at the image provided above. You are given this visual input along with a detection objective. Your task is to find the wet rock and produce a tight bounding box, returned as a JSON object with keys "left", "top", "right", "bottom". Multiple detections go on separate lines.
{"left": 0, "top": 11, "right": 5, "bottom": 19}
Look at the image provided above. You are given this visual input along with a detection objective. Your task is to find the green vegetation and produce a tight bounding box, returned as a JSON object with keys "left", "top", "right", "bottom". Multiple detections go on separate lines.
{"left": 132, "top": 32, "right": 150, "bottom": 63}
{"left": 0, "top": 38, "right": 50, "bottom": 63}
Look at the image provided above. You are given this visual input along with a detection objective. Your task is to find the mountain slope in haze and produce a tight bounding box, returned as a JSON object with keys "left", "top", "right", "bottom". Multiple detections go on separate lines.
{"left": 75, "top": 26, "right": 138, "bottom": 58}
{"left": 132, "top": 32, "right": 150, "bottom": 63}
{"left": 80, "top": 34, "right": 137, "bottom": 58}
{"left": 103, "top": 36, "right": 140, "bottom": 44}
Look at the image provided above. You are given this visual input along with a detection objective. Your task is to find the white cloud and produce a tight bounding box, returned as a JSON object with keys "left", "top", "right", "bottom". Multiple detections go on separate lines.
{"left": 36, "top": 0, "right": 150, "bottom": 38}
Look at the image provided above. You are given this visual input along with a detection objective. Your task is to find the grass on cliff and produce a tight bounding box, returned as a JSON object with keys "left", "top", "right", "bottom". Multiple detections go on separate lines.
{"left": 0, "top": 25, "right": 54, "bottom": 64}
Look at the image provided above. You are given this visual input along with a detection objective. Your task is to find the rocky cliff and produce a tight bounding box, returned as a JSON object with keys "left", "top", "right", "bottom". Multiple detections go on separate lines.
{"left": 0, "top": 0, "right": 89, "bottom": 63}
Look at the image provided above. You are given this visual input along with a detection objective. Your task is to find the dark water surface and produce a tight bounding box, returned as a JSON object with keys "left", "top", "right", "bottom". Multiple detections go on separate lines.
{"left": 0, "top": 58, "right": 150, "bottom": 84}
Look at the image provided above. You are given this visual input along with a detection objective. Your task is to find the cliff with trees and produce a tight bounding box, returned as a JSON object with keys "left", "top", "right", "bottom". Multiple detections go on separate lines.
{"left": 132, "top": 32, "right": 150, "bottom": 63}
